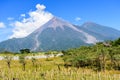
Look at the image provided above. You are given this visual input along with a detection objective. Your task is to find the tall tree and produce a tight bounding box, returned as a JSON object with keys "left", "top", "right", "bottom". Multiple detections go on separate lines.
{"left": 4, "top": 56, "right": 12, "bottom": 69}
{"left": 19, "top": 55, "right": 26, "bottom": 71}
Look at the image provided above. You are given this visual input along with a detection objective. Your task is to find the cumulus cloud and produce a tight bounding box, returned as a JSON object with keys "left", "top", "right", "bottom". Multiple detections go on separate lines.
{"left": 10, "top": 4, "right": 53, "bottom": 38}
{"left": 75, "top": 17, "right": 81, "bottom": 21}
{"left": 36, "top": 4, "right": 46, "bottom": 10}
{"left": 0, "top": 22, "right": 6, "bottom": 28}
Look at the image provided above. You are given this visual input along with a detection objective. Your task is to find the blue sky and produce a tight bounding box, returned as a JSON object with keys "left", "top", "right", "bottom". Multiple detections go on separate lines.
{"left": 0, "top": 0, "right": 120, "bottom": 42}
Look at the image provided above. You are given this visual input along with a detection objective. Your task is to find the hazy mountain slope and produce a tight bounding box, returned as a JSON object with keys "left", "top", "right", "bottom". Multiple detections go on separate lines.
{"left": 27, "top": 17, "right": 92, "bottom": 51}
{"left": 75, "top": 22, "right": 120, "bottom": 41}
{"left": 0, "top": 17, "right": 120, "bottom": 52}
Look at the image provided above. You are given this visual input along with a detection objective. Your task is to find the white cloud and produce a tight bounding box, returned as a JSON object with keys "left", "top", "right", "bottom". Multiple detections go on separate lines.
{"left": 21, "top": 14, "right": 26, "bottom": 17}
{"left": 75, "top": 17, "right": 81, "bottom": 21}
{"left": 0, "top": 22, "right": 6, "bottom": 28}
{"left": 36, "top": 4, "right": 46, "bottom": 10}
{"left": 10, "top": 4, "right": 53, "bottom": 38}
{"left": 7, "top": 17, "right": 14, "bottom": 20}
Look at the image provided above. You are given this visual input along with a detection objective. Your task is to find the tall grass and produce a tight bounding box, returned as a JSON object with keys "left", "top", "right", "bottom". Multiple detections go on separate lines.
{"left": 0, "top": 57, "right": 120, "bottom": 80}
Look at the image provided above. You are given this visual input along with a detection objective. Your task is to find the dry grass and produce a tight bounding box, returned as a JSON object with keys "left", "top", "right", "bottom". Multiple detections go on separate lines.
{"left": 0, "top": 57, "right": 120, "bottom": 80}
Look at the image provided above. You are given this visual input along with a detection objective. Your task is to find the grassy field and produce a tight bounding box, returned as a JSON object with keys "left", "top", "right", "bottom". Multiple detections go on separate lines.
{"left": 0, "top": 55, "right": 120, "bottom": 80}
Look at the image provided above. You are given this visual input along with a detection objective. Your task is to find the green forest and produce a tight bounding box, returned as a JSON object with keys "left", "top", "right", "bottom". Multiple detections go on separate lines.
{"left": 63, "top": 38, "right": 120, "bottom": 71}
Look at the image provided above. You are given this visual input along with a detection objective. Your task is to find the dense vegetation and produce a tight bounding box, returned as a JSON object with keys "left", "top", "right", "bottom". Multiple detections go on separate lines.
{"left": 63, "top": 38, "right": 120, "bottom": 71}
{"left": 0, "top": 38, "right": 120, "bottom": 80}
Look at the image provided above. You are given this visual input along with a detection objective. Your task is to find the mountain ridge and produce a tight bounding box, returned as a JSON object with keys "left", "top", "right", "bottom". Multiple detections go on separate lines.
{"left": 0, "top": 17, "right": 120, "bottom": 52}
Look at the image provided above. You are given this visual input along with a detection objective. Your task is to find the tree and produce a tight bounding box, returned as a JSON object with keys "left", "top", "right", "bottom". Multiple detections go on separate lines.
{"left": 20, "top": 49, "right": 30, "bottom": 54}
{"left": 112, "top": 38, "right": 120, "bottom": 46}
{"left": 31, "top": 57, "right": 36, "bottom": 66}
{"left": 19, "top": 55, "right": 26, "bottom": 71}
{"left": 62, "top": 38, "right": 120, "bottom": 71}
{"left": 4, "top": 56, "right": 12, "bottom": 69}
{"left": 31, "top": 57, "right": 38, "bottom": 71}
{"left": 108, "top": 47, "right": 120, "bottom": 70}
